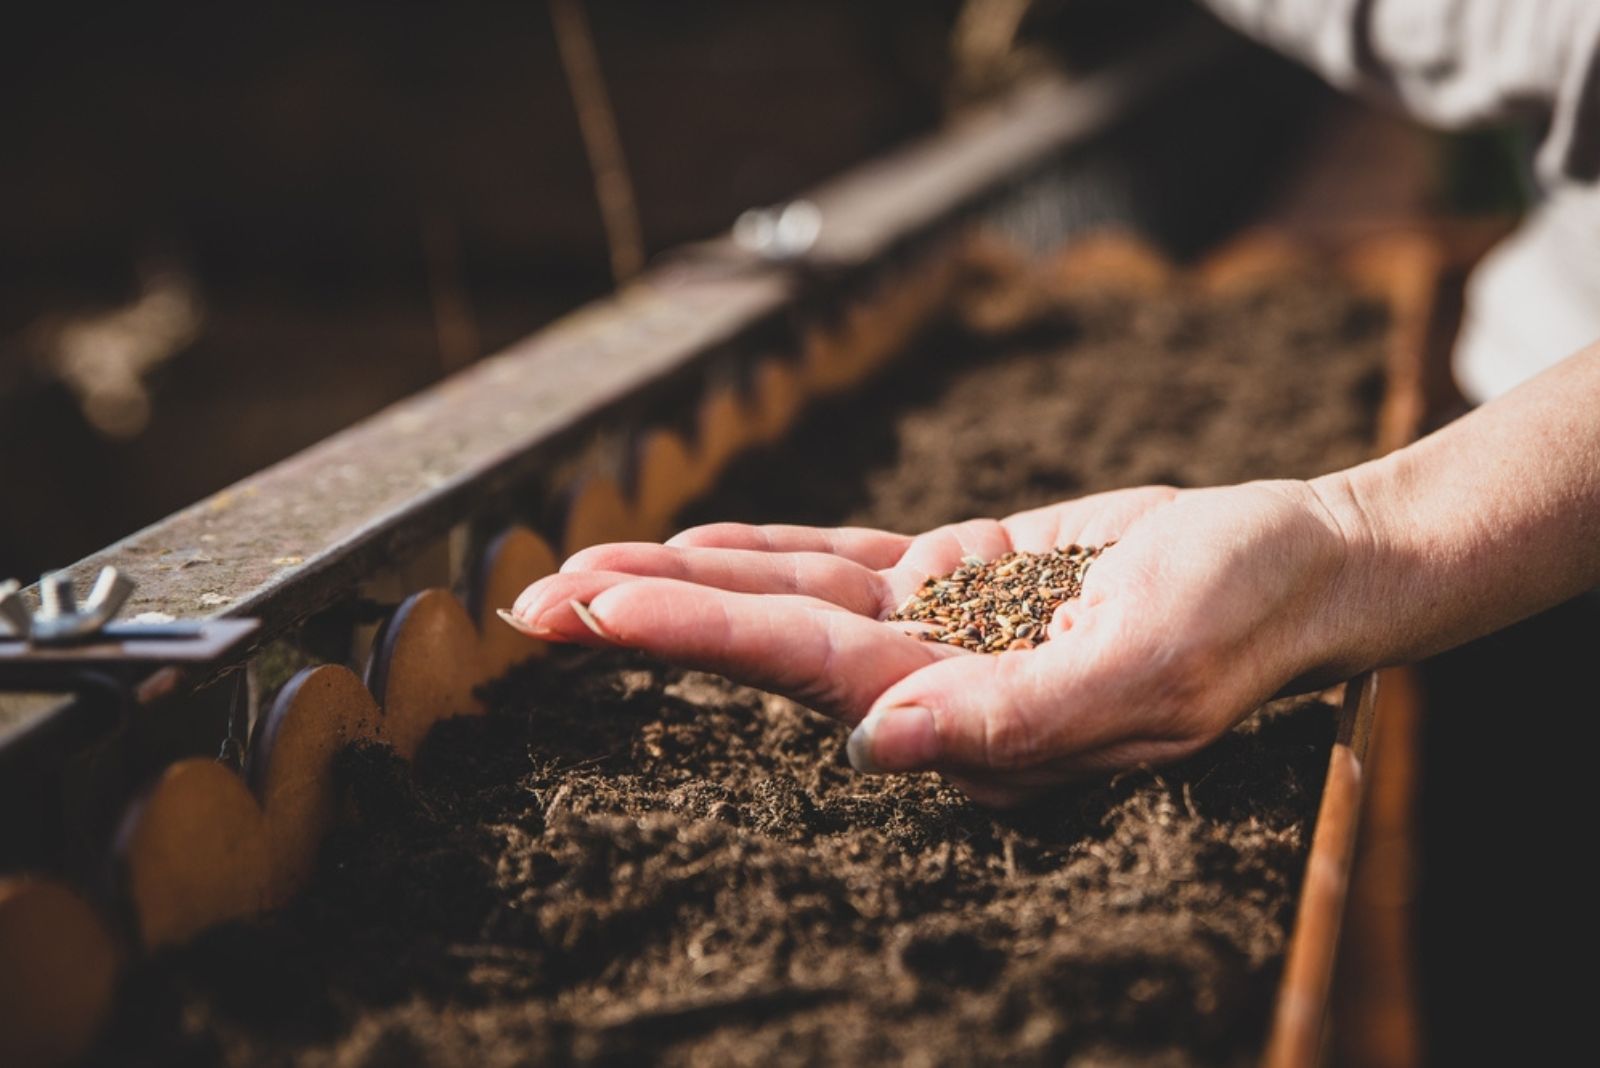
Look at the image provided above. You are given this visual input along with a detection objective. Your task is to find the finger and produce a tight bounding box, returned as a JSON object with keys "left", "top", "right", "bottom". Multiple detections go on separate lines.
{"left": 886, "top": 519, "right": 1020, "bottom": 603}
{"left": 551, "top": 542, "right": 890, "bottom": 617}
{"left": 1000, "top": 485, "right": 1179, "bottom": 553}
{"left": 514, "top": 567, "right": 860, "bottom": 642}
{"left": 507, "top": 570, "right": 665, "bottom": 647}
{"left": 667, "top": 522, "right": 912, "bottom": 569}
{"left": 571, "top": 578, "right": 965, "bottom": 719}
{"left": 880, "top": 508, "right": 1128, "bottom": 610}
{"left": 845, "top": 643, "right": 1132, "bottom": 776}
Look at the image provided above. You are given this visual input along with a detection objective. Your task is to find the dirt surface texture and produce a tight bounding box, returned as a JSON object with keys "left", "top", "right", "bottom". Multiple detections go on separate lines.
{"left": 92, "top": 255, "right": 1387, "bottom": 1066}
{"left": 691, "top": 262, "right": 1387, "bottom": 531}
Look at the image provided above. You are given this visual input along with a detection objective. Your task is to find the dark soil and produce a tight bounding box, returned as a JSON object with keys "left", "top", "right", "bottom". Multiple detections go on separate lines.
{"left": 689, "top": 269, "right": 1388, "bottom": 531}
{"left": 92, "top": 263, "right": 1386, "bottom": 1066}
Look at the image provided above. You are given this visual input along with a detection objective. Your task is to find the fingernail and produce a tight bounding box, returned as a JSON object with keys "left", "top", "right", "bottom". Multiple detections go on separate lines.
{"left": 846, "top": 716, "right": 883, "bottom": 773}
{"left": 495, "top": 608, "right": 545, "bottom": 637}
{"left": 848, "top": 705, "right": 937, "bottom": 774}
{"left": 569, "top": 599, "right": 614, "bottom": 641}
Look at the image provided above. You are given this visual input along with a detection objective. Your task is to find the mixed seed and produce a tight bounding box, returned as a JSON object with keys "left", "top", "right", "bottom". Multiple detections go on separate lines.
{"left": 887, "top": 545, "right": 1103, "bottom": 653}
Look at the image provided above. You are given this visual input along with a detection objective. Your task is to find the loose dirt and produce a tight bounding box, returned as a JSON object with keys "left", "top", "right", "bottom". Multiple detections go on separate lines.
{"left": 92, "top": 255, "right": 1386, "bottom": 1067}
{"left": 691, "top": 265, "right": 1386, "bottom": 531}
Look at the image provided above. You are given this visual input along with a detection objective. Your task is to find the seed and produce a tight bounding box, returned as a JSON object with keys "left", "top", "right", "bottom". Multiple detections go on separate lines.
{"left": 885, "top": 544, "right": 1105, "bottom": 654}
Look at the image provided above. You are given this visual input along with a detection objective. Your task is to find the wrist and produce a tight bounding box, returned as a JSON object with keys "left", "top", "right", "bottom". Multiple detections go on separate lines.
{"left": 1298, "top": 467, "right": 1391, "bottom": 680}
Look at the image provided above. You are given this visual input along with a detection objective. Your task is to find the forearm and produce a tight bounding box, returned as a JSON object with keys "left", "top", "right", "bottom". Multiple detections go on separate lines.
{"left": 1311, "top": 341, "right": 1600, "bottom": 671}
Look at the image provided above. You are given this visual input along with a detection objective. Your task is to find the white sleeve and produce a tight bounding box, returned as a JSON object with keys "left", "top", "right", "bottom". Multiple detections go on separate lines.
{"left": 1198, "top": 0, "right": 1600, "bottom": 184}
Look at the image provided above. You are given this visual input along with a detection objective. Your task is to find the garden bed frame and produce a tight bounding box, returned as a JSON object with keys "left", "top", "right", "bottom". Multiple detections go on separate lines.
{"left": 0, "top": 27, "right": 1440, "bottom": 1066}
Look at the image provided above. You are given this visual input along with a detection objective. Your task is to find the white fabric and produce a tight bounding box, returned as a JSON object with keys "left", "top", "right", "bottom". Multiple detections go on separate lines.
{"left": 1199, "top": 0, "right": 1600, "bottom": 399}
{"left": 1457, "top": 189, "right": 1600, "bottom": 402}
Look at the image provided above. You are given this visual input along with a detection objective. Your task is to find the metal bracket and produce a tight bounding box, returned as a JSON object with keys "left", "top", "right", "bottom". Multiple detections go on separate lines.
{"left": 732, "top": 199, "right": 822, "bottom": 262}
{"left": 0, "top": 567, "right": 258, "bottom": 690}
{"left": 2, "top": 568, "right": 136, "bottom": 645}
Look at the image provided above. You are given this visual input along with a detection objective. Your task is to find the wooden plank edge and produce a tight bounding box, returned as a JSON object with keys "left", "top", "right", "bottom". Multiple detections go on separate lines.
{"left": 1263, "top": 671, "right": 1378, "bottom": 1068}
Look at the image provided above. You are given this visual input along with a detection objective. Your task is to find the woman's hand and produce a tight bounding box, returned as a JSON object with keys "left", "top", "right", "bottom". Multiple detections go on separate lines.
{"left": 508, "top": 479, "right": 1357, "bottom": 806}
{"left": 510, "top": 342, "right": 1600, "bottom": 806}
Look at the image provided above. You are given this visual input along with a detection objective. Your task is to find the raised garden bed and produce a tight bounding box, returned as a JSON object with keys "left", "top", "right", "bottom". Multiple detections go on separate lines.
{"left": 89, "top": 242, "right": 1396, "bottom": 1066}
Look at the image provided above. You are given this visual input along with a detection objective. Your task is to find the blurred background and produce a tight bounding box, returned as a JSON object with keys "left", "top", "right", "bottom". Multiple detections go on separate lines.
{"left": 2, "top": 0, "right": 969, "bottom": 578}
{"left": 0, "top": 0, "right": 1534, "bottom": 575}
{"left": 0, "top": 0, "right": 1344, "bottom": 581}
{"left": 2, "top": 0, "right": 1523, "bottom": 581}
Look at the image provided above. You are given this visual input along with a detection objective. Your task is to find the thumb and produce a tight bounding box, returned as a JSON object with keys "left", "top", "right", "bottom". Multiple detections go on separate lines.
{"left": 846, "top": 645, "right": 1090, "bottom": 775}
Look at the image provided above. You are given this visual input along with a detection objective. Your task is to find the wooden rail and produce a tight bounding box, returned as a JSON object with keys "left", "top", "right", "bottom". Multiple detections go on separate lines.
{"left": 1265, "top": 673, "right": 1377, "bottom": 1068}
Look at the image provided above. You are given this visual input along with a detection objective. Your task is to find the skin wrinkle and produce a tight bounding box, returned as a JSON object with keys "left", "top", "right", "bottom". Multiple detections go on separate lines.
{"left": 871, "top": 571, "right": 905, "bottom": 621}
{"left": 1252, "top": 514, "right": 1331, "bottom": 691}
{"left": 1325, "top": 458, "right": 1432, "bottom": 668}
{"left": 1328, "top": 343, "right": 1600, "bottom": 667}
{"left": 1015, "top": 648, "right": 1080, "bottom": 761}
{"left": 903, "top": 646, "right": 1076, "bottom": 774}
{"left": 671, "top": 522, "right": 915, "bottom": 570}
{"left": 595, "top": 546, "right": 875, "bottom": 617}
{"left": 1228, "top": 476, "right": 1356, "bottom": 681}
{"left": 975, "top": 695, "right": 997, "bottom": 772}
{"left": 665, "top": 524, "right": 728, "bottom": 549}
{"left": 821, "top": 603, "right": 961, "bottom": 718}
{"left": 782, "top": 554, "right": 804, "bottom": 598}
{"left": 851, "top": 528, "right": 916, "bottom": 568}
{"left": 809, "top": 611, "right": 853, "bottom": 719}
{"left": 978, "top": 655, "right": 1036, "bottom": 770}
{"left": 805, "top": 602, "right": 893, "bottom": 711}
{"left": 797, "top": 552, "right": 889, "bottom": 616}
{"left": 560, "top": 543, "right": 626, "bottom": 574}
{"left": 1097, "top": 615, "right": 1200, "bottom": 742}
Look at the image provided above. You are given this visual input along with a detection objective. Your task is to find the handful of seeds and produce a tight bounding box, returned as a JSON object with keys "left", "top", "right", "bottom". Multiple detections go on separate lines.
{"left": 887, "top": 545, "right": 1103, "bottom": 653}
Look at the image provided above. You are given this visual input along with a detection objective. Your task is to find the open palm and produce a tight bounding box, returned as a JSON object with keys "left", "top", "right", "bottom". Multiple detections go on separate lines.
{"left": 511, "top": 480, "right": 1350, "bottom": 805}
